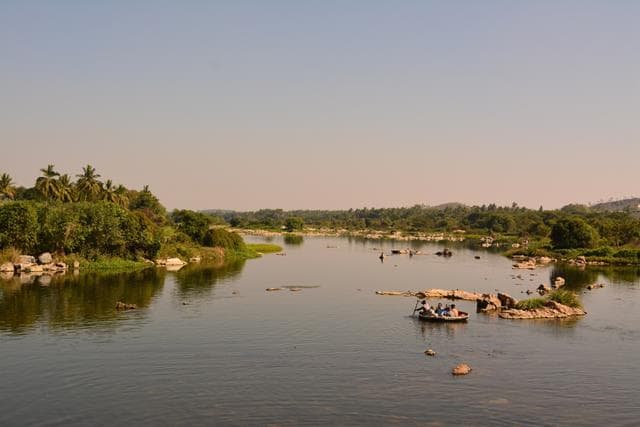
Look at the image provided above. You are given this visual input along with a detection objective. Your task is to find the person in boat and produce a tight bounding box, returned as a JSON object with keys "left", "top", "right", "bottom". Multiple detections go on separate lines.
{"left": 435, "top": 303, "right": 444, "bottom": 316}
{"left": 442, "top": 304, "right": 451, "bottom": 316}
{"left": 415, "top": 300, "right": 431, "bottom": 315}
{"left": 450, "top": 304, "right": 459, "bottom": 317}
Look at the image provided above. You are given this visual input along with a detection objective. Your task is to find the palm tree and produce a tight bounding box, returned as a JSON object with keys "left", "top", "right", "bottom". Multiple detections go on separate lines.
{"left": 35, "top": 164, "right": 60, "bottom": 200}
{"left": 115, "top": 184, "right": 130, "bottom": 208}
{"left": 57, "top": 174, "right": 76, "bottom": 202}
{"left": 76, "top": 164, "right": 102, "bottom": 201}
{"left": 101, "top": 179, "right": 118, "bottom": 203}
{"left": 0, "top": 173, "right": 16, "bottom": 200}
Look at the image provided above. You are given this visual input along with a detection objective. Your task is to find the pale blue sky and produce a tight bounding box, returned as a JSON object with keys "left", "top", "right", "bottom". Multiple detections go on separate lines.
{"left": 1, "top": 1, "right": 638, "bottom": 210}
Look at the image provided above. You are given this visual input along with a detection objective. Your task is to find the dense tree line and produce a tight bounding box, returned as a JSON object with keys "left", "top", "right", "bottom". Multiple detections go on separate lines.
{"left": 221, "top": 203, "right": 640, "bottom": 250}
{"left": 0, "top": 167, "right": 242, "bottom": 260}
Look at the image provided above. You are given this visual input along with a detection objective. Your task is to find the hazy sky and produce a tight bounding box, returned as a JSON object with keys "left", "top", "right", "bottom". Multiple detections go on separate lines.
{"left": 1, "top": 1, "right": 638, "bottom": 210}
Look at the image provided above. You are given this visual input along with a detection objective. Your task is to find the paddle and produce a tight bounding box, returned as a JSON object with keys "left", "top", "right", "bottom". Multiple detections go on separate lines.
{"left": 412, "top": 298, "right": 420, "bottom": 316}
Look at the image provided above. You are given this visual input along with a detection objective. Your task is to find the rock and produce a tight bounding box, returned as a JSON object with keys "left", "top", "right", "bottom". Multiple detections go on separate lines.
{"left": 424, "top": 349, "right": 436, "bottom": 356}
{"left": 537, "top": 284, "right": 551, "bottom": 295}
{"left": 55, "top": 262, "right": 67, "bottom": 270}
{"left": 289, "top": 287, "right": 302, "bottom": 292}
{"left": 0, "top": 271, "right": 14, "bottom": 280}
{"left": 553, "top": 277, "right": 566, "bottom": 288}
{"left": 474, "top": 256, "right": 481, "bottom": 259}
{"left": 38, "top": 252, "right": 53, "bottom": 264}
{"left": 499, "top": 301, "right": 586, "bottom": 319}
{"left": 587, "top": 283, "right": 605, "bottom": 290}
{"left": 73, "top": 261, "right": 80, "bottom": 270}
{"left": 18, "top": 255, "right": 36, "bottom": 265}
{"left": 513, "top": 260, "right": 536, "bottom": 270}
{"left": 477, "top": 294, "right": 501, "bottom": 312}
{"left": 0, "top": 262, "right": 14, "bottom": 272}
{"left": 266, "top": 287, "right": 282, "bottom": 291}
{"left": 23, "top": 264, "right": 43, "bottom": 273}
{"left": 536, "top": 256, "right": 554, "bottom": 265}
{"left": 165, "top": 258, "right": 186, "bottom": 266}
{"left": 452, "top": 363, "right": 472, "bottom": 375}
{"left": 497, "top": 293, "right": 518, "bottom": 309}
{"left": 115, "top": 301, "right": 138, "bottom": 310}
{"left": 189, "top": 256, "right": 202, "bottom": 263}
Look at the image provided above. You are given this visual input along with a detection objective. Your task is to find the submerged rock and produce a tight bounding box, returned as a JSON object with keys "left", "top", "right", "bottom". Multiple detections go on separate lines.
{"left": 115, "top": 301, "right": 138, "bottom": 310}
{"left": 452, "top": 363, "right": 472, "bottom": 375}
{"left": 424, "top": 349, "right": 436, "bottom": 356}
{"left": 265, "top": 287, "right": 282, "bottom": 291}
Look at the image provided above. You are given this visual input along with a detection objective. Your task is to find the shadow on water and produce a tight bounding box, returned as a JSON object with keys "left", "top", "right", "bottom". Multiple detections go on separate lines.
{"left": 0, "top": 269, "right": 166, "bottom": 334}
{"left": 550, "top": 264, "right": 640, "bottom": 290}
{"left": 172, "top": 259, "right": 247, "bottom": 297}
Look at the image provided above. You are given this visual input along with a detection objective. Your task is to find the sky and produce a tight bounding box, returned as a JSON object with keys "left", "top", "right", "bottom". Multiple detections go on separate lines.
{"left": 1, "top": 1, "right": 638, "bottom": 211}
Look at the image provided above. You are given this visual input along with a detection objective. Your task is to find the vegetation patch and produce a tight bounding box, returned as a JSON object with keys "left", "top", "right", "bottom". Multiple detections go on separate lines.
{"left": 245, "top": 243, "right": 283, "bottom": 254}
{"left": 548, "top": 289, "right": 583, "bottom": 309}
{"left": 515, "top": 298, "right": 547, "bottom": 310}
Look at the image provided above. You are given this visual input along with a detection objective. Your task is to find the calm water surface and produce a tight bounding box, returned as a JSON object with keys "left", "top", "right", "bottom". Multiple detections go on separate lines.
{"left": 1, "top": 236, "right": 640, "bottom": 426}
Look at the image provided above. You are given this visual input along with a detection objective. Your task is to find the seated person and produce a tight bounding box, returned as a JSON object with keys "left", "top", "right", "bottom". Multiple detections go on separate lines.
{"left": 442, "top": 304, "right": 451, "bottom": 316}
{"left": 435, "top": 303, "right": 444, "bottom": 315}
{"left": 414, "top": 300, "right": 431, "bottom": 315}
{"left": 450, "top": 304, "right": 459, "bottom": 317}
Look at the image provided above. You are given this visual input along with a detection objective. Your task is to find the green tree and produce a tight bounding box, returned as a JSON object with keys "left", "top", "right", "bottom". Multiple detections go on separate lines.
{"left": 0, "top": 202, "right": 39, "bottom": 252}
{"left": 57, "top": 174, "right": 76, "bottom": 202}
{"left": 284, "top": 216, "right": 304, "bottom": 232}
{"left": 35, "top": 164, "right": 60, "bottom": 201}
{"left": 76, "top": 164, "right": 102, "bottom": 201}
{"left": 129, "top": 185, "right": 167, "bottom": 225}
{"left": 550, "top": 217, "right": 599, "bottom": 249}
{"left": 0, "top": 173, "right": 16, "bottom": 200}
{"left": 171, "top": 209, "right": 211, "bottom": 244}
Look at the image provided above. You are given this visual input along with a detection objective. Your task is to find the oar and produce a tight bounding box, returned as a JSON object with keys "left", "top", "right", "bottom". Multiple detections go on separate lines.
{"left": 412, "top": 298, "right": 420, "bottom": 316}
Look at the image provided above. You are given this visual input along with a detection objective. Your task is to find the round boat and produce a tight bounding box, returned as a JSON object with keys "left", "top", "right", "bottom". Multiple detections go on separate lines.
{"left": 418, "top": 312, "right": 469, "bottom": 322}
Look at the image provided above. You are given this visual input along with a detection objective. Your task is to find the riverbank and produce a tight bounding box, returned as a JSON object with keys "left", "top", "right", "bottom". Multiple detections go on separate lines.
{"left": 237, "top": 227, "right": 640, "bottom": 266}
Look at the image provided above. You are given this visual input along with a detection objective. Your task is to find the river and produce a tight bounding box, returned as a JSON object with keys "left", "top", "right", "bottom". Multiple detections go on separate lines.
{"left": 1, "top": 236, "right": 639, "bottom": 426}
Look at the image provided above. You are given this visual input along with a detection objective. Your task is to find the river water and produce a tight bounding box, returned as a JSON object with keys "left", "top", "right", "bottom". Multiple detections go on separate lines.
{"left": 1, "top": 236, "right": 639, "bottom": 426}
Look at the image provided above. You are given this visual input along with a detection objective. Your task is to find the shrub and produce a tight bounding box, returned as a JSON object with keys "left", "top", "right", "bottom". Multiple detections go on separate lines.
{"left": 0, "top": 201, "right": 39, "bottom": 252}
{"left": 515, "top": 298, "right": 546, "bottom": 310}
{"left": 171, "top": 209, "right": 211, "bottom": 244}
{"left": 550, "top": 217, "right": 599, "bottom": 249}
{"left": 548, "top": 289, "right": 583, "bottom": 309}
{"left": 202, "top": 228, "right": 245, "bottom": 251}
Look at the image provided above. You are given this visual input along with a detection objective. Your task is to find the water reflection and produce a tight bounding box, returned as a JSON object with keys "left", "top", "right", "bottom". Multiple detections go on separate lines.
{"left": 173, "top": 259, "right": 246, "bottom": 297}
{"left": 550, "top": 264, "right": 640, "bottom": 290}
{"left": 283, "top": 233, "right": 304, "bottom": 245}
{"left": 0, "top": 269, "right": 166, "bottom": 334}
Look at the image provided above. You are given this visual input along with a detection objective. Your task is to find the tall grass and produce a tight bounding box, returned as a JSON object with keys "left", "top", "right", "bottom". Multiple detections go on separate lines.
{"left": 515, "top": 298, "right": 546, "bottom": 310}
{"left": 548, "top": 289, "right": 583, "bottom": 309}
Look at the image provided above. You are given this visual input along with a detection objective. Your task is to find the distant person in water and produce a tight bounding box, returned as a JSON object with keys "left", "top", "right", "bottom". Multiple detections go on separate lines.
{"left": 379, "top": 252, "right": 385, "bottom": 261}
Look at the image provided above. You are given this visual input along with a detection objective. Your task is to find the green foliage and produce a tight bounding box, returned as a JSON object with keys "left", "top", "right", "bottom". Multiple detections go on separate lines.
{"left": 128, "top": 185, "right": 167, "bottom": 225}
{"left": 245, "top": 243, "right": 282, "bottom": 253}
{"left": 202, "top": 228, "right": 245, "bottom": 251}
{"left": 548, "top": 289, "right": 583, "bottom": 309}
{"left": 0, "top": 173, "right": 16, "bottom": 200}
{"left": 284, "top": 216, "right": 304, "bottom": 232}
{"left": 171, "top": 209, "right": 211, "bottom": 244}
{"left": 550, "top": 217, "right": 599, "bottom": 249}
{"left": 283, "top": 233, "right": 304, "bottom": 245}
{"left": 515, "top": 298, "right": 546, "bottom": 310}
{"left": 0, "top": 201, "right": 39, "bottom": 252}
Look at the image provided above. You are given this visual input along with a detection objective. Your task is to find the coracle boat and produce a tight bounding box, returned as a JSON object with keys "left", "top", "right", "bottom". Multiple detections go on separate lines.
{"left": 418, "top": 312, "right": 469, "bottom": 322}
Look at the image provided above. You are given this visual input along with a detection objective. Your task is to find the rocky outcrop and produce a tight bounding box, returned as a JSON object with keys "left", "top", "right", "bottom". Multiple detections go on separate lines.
{"left": 452, "top": 363, "right": 472, "bottom": 375}
{"left": 513, "top": 260, "right": 537, "bottom": 270}
{"left": 18, "top": 255, "right": 36, "bottom": 265}
{"left": 477, "top": 294, "right": 502, "bottom": 312}
{"left": 38, "top": 252, "right": 53, "bottom": 264}
{"left": 499, "top": 301, "right": 586, "bottom": 319}
{"left": 497, "top": 292, "right": 518, "bottom": 309}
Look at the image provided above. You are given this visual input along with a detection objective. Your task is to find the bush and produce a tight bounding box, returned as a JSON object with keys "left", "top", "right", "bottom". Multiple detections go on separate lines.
{"left": 613, "top": 248, "right": 640, "bottom": 259}
{"left": 548, "top": 289, "right": 582, "bottom": 309}
{"left": 550, "top": 217, "right": 599, "bottom": 249}
{"left": 0, "top": 201, "right": 39, "bottom": 252}
{"left": 171, "top": 209, "right": 211, "bottom": 244}
{"left": 515, "top": 298, "right": 546, "bottom": 310}
{"left": 584, "top": 246, "right": 615, "bottom": 257}
{"left": 202, "top": 228, "right": 245, "bottom": 251}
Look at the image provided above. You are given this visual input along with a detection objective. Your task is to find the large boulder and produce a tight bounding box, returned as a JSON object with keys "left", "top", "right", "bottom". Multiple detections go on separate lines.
{"left": 553, "top": 277, "right": 566, "bottom": 288}
{"left": 38, "top": 252, "right": 53, "bottom": 264}
{"left": 477, "top": 294, "right": 501, "bottom": 312}
{"left": 165, "top": 258, "right": 186, "bottom": 266}
{"left": 497, "top": 293, "right": 518, "bottom": 309}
